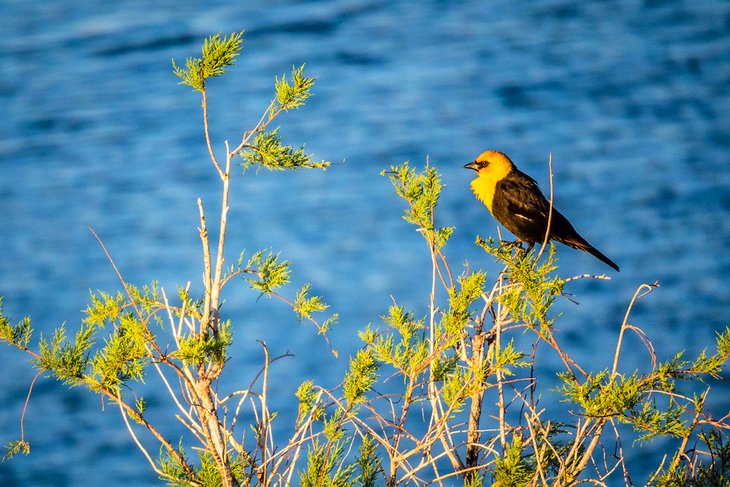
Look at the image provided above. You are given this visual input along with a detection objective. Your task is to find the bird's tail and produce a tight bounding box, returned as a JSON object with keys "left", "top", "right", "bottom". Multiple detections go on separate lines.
{"left": 560, "top": 236, "right": 620, "bottom": 272}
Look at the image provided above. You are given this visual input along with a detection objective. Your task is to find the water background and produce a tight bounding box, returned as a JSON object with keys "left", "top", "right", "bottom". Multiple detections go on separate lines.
{"left": 1, "top": 1, "right": 729, "bottom": 485}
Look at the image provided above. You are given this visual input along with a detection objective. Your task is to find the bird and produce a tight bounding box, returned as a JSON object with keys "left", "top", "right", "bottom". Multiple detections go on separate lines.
{"left": 464, "top": 150, "right": 619, "bottom": 271}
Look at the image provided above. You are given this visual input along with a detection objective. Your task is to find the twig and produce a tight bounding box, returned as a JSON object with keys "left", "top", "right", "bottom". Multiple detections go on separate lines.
{"left": 525, "top": 411, "right": 550, "bottom": 486}
{"left": 202, "top": 90, "right": 225, "bottom": 180}
{"left": 159, "top": 288, "right": 204, "bottom": 435}
{"left": 612, "top": 282, "right": 659, "bottom": 377}
{"left": 668, "top": 390, "right": 708, "bottom": 475}
{"left": 116, "top": 393, "right": 165, "bottom": 478}
{"left": 111, "top": 388, "right": 197, "bottom": 481}
{"left": 260, "top": 341, "right": 271, "bottom": 483}
{"left": 88, "top": 227, "right": 141, "bottom": 318}
{"left": 494, "top": 274, "right": 508, "bottom": 455}
{"left": 207, "top": 142, "right": 233, "bottom": 337}
{"left": 535, "top": 153, "right": 554, "bottom": 265}
{"left": 19, "top": 371, "right": 42, "bottom": 445}
{"left": 198, "top": 198, "right": 212, "bottom": 333}
{"left": 224, "top": 351, "right": 293, "bottom": 437}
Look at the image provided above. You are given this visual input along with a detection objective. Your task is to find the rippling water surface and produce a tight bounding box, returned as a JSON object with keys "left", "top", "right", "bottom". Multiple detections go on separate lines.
{"left": 1, "top": 1, "right": 729, "bottom": 485}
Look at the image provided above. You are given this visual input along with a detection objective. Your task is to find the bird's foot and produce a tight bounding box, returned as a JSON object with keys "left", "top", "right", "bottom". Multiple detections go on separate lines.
{"left": 499, "top": 239, "right": 521, "bottom": 248}
{"left": 500, "top": 240, "right": 535, "bottom": 259}
{"left": 500, "top": 239, "right": 533, "bottom": 250}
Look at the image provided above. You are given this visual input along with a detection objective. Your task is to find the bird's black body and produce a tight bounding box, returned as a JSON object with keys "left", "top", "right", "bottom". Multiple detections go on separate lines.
{"left": 466, "top": 151, "right": 620, "bottom": 271}
{"left": 492, "top": 170, "right": 575, "bottom": 243}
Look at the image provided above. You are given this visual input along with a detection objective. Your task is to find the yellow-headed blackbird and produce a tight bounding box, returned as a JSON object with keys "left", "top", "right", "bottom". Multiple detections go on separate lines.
{"left": 465, "top": 150, "right": 619, "bottom": 271}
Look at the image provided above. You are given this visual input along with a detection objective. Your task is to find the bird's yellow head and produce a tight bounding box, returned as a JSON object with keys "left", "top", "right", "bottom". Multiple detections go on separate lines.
{"left": 464, "top": 150, "right": 515, "bottom": 211}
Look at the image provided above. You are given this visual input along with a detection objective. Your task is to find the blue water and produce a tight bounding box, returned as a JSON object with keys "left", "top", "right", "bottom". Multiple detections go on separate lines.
{"left": 1, "top": 1, "right": 729, "bottom": 485}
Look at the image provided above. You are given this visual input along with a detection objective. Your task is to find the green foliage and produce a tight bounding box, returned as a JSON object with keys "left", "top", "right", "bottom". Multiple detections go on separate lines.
{"left": 343, "top": 349, "right": 379, "bottom": 405}
{"left": 89, "top": 313, "right": 148, "bottom": 394}
{"left": 651, "top": 429, "right": 730, "bottom": 486}
{"left": 245, "top": 249, "right": 291, "bottom": 296}
{"left": 174, "top": 320, "right": 232, "bottom": 366}
{"left": 159, "top": 443, "right": 196, "bottom": 486}
{"left": 84, "top": 284, "right": 160, "bottom": 328}
{"left": 478, "top": 237, "right": 564, "bottom": 327}
{"left": 177, "top": 286, "right": 202, "bottom": 314}
{"left": 83, "top": 290, "right": 126, "bottom": 327}
{"left": 237, "top": 64, "right": 329, "bottom": 171}
{"left": 240, "top": 127, "right": 330, "bottom": 171}
{"left": 35, "top": 323, "right": 93, "bottom": 387}
{"left": 559, "top": 370, "right": 641, "bottom": 418}
{"left": 354, "top": 437, "right": 381, "bottom": 487}
{"left": 172, "top": 31, "right": 244, "bottom": 92}
{"left": 2, "top": 440, "right": 30, "bottom": 461}
{"left": 0, "top": 299, "right": 32, "bottom": 349}
{"left": 383, "top": 162, "right": 453, "bottom": 248}
{"left": 294, "top": 284, "right": 339, "bottom": 335}
{"left": 295, "top": 283, "right": 340, "bottom": 335}
{"left": 319, "top": 314, "right": 340, "bottom": 336}
{"left": 135, "top": 396, "right": 147, "bottom": 417}
{"left": 715, "top": 327, "right": 730, "bottom": 362}
{"left": 300, "top": 438, "right": 356, "bottom": 487}
{"left": 440, "top": 366, "right": 471, "bottom": 413}
{"left": 357, "top": 324, "right": 377, "bottom": 346}
{"left": 439, "top": 271, "right": 485, "bottom": 341}
{"left": 431, "top": 355, "right": 458, "bottom": 382}
{"left": 274, "top": 64, "right": 316, "bottom": 113}
{"left": 493, "top": 434, "right": 535, "bottom": 487}
{"left": 159, "top": 444, "right": 248, "bottom": 487}
{"left": 558, "top": 342, "right": 730, "bottom": 444}
{"left": 464, "top": 472, "right": 485, "bottom": 487}
{"left": 689, "top": 327, "right": 730, "bottom": 378}
{"left": 493, "top": 339, "right": 528, "bottom": 376}
{"left": 295, "top": 284, "right": 329, "bottom": 319}
{"left": 196, "top": 452, "right": 245, "bottom": 487}
{"left": 632, "top": 400, "right": 690, "bottom": 441}
{"left": 369, "top": 306, "right": 429, "bottom": 377}
{"left": 297, "top": 380, "right": 322, "bottom": 424}
{"left": 691, "top": 430, "right": 730, "bottom": 486}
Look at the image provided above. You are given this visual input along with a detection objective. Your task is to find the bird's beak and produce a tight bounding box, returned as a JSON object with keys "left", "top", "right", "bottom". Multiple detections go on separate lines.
{"left": 464, "top": 161, "right": 479, "bottom": 171}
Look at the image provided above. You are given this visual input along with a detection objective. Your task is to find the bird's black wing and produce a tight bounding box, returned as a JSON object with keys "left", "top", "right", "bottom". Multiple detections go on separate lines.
{"left": 492, "top": 172, "right": 552, "bottom": 242}
{"left": 492, "top": 169, "right": 620, "bottom": 271}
